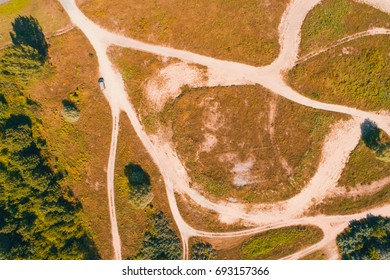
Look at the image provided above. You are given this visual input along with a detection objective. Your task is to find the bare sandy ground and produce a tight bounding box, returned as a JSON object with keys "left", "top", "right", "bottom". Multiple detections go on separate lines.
{"left": 58, "top": 0, "right": 390, "bottom": 259}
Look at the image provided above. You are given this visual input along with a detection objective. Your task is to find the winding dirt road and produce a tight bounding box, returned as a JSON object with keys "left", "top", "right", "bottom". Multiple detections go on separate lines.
{"left": 58, "top": 0, "right": 390, "bottom": 260}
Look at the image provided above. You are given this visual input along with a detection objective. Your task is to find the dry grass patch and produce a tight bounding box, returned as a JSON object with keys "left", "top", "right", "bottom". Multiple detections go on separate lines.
{"left": 310, "top": 183, "right": 390, "bottom": 216}
{"left": 168, "top": 86, "right": 342, "bottom": 203}
{"left": 175, "top": 193, "right": 247, "bottom": 232}
{"left": 78, "top": 0, "right": 289, "bottom": 66}
{"left": 289, "top": 35, "right": 390, "bottom": 111}
{"left": 0, "top": 0, "right": 69, "bottom": 47}
{"left": 300, "top": 249, "right": 328, "bottom": 260}
{"left": 207, "top": 225, "right": 323, "bottom": 260}
{"left": 26, "top": 29, "right": 113, "bottom": 258}
{"left": 109, "top": 46, "right": 165, "bottom": 122}
{"left": 338, "top": 141, "right": 390, "bottom": 189}
{"left": 299, "top": 0, "right": 390, "bottom": 56}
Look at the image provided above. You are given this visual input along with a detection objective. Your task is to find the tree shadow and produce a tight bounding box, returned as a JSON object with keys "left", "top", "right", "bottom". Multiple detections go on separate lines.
{"left": 124, "top": 163, "right": 151, "bottom": 188}
{"left": 5, "top": 114, "right": 32, "bottom": 129}
{"left": 62, "top": 99, "right": 78, "bottom": 110}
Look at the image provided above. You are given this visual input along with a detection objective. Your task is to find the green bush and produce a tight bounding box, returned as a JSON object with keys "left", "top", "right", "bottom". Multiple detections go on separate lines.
{"left": 191, "top": 241, "right": 216, "bottom": 260}
{"left": 337, "top": 215, "right": 390, "bottom": 260}
{"left": 61, "top": 100, "right": 80, "bottom": 123}
{"left": 125, "top": 163, "right": 153, "bottom": 209}
{"left": 360, "top": 119, "right": 390, "bottom": 163}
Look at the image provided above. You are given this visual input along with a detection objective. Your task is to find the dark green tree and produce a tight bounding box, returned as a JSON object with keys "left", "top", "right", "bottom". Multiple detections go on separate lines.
{"left": 10, "top": 16, "right": 49, "bottom": 61}
{"left": 125, "top": 163, "right": 153, "bottom": 208}
{"left": 191, "top": 241, "right": 216, "bottom": 260}
{"left": 139, "top": 211, "right": 182, "bottom": 260}
{"left": 361, "top": 119, "right": 380, "bottom": 150}
{"left": 61, "top": 100, "right": 80, "bottom": 123}
{"left": 337, "top": 215, "right": 390, "bottom": 260}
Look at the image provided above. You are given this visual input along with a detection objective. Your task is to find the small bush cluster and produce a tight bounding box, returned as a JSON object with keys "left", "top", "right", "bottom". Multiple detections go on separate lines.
{"left": 125, "top": 163, "right": 153, "bottom": 208}
{"left": 61, "top": 100, "right": 80, "bottom": 123}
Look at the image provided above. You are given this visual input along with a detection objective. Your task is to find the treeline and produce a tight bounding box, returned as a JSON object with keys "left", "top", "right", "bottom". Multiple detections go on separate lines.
{"left": 0, "top": 16, "right": 99, "bottom": 259}
{"left": 337, "top": 215, "right": 390, "bottom": 260}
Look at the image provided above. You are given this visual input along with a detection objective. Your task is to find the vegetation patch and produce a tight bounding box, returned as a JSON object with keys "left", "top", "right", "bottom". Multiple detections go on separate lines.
{"left": 0, "top": 0, "right": 30, "bottom": 15}
{"left": 26, "top": 27, "right": 113, "bottom": 258}
{"left": 300, "top": 249, "right": 328, "bottom": 260}
{"left": 361, "top": 119, "right": 390, "bottom": 163}
{"left": 289, "top": 35, "right": 390, "bottom": 111}
{"left": 169, "top": 86, "right": 342, "bottom": 203}
{"left": 114, "top": 113, "right": 177, "bottom": 259}
{"left": 191, "top": 241, "right": 216, "bottom": 260}
{"left": 213, "top": 226, "right": 323, "bottom": 260}
{"left": 79, "top": 0, "right": 289, "bottom": 66}
{"left": 241, "top": 226, "right": 323, "bottom": 260}
{"left": 175, "top": 193, "right": 247, "bottom": 232}
{"left": 337, "top": 215, "right": 390, "bottom": 260}
{"left": 310, "top": 184, "right": 390, "bottom": 216}
{"left": 299, "top": 0, "right": 390, "bottom": 55}
{"left": 61, "top": 100, "right": 80, "bottom": 123}
{"left": 125, "top": 163, "right": 153, "bottom": 209}
{"left": 338, "top": 121, "right": 390, "bottom": 189}
{"left": 135, "top": 210, "right": 182, "bottom": 260}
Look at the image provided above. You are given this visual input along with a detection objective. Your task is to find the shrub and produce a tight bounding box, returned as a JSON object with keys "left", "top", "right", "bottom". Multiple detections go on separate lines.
{"left": 191, "top": 241, "right": 216, "bottom": 260}
{"left": 125, "top": 163, "right": 153, "bottom": 208}
{"left": 361, "top": 119, "right": 380, "bottom": 150}
{"left": 360, "top": 119, "right": 390, "bottom": 162}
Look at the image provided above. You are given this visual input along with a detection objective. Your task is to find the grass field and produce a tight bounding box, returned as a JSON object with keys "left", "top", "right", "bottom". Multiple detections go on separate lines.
{"left": 0, "top": 0, "right": 69, "bottom": 47}
{"left": 338, "top": 141, "right": 390, "bottom": 189}
{"left": 240, "top": 226, "right": 323, "bottom": 260}
{"left": 78, "top": 0, "right": 289, "bottom": 66}
{"left": 25, "top": 29, "right": 113, "bottom": 258}
{"left": 169, "top": 86, "right": 343, "bottom": 203}
{"left": 299, "top": 0, "right": 390, "bottom": 55}
{"left": 311, "top": 184, "right": 390, "bottom": 215}
{"left": 210, "top": 225, "right": 323, "bottom": 260}
{"left": 289, "top": 35, "right": 390, "bottom": 111}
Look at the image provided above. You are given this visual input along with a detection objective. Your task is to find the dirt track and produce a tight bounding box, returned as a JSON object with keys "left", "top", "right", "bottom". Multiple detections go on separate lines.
{"left": 58, "top": 0, "right": 390, "bottom": 260}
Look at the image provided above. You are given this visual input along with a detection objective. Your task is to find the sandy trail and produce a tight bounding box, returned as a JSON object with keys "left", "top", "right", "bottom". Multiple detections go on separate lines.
{"left": 106, "top": 113, "right": 122, "bottom": 260}
{"left": 58, "top": 0, "right": 390, "bottom": 259}
{"left": 297, "top": 28, "right": 390, "bottom": 64}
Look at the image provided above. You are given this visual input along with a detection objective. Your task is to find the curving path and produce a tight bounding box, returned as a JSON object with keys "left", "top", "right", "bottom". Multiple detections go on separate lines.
{"left": 58, "top": 0, "right": 390, "bottom": 259}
